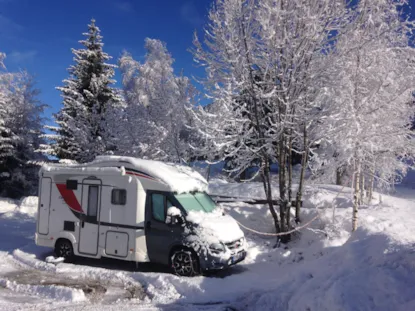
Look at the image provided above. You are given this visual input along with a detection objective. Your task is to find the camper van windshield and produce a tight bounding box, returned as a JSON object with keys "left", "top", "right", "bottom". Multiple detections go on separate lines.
{"left": 175, "top": 192, "right": 216, "bottom": 213}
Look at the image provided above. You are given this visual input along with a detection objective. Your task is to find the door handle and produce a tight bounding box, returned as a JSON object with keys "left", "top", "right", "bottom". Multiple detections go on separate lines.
{"left": 81, "top": 221, "right": 85, "bottom": 228}
{"left": 146, "top": 221, "right": 151, "bottom": 230}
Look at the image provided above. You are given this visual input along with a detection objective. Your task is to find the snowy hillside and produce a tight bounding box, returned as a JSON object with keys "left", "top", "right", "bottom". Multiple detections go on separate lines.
{"left": 0, "top": 182, "right": 414, "bottom": 310}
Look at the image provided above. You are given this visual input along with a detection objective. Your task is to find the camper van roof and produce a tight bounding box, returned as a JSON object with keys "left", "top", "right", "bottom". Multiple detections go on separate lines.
{"left": 92, "top": 156, "right": 208, "bottom": 194}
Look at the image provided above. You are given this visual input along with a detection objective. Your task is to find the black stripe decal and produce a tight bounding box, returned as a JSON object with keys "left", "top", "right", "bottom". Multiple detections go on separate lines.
{"left": 99, "top": 221, "right": 144, "bottom": 230}
{"left": 122, "top": 167, "right": 154, "bottom": 179}
{"left": 71, "top": 212, "right": 144, "bottom": 230}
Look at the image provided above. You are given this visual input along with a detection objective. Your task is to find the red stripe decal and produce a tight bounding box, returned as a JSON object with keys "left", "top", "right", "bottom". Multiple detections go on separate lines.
{"left": 56, "top": 184, "right": 85, "bottom": 214}
{"left": 126, "top": 171, "right": 157, "bottom": 181}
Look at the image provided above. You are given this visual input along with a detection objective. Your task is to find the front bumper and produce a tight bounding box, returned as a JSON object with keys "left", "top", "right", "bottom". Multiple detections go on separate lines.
{"left": 200, "top": 249, "right": 247, "bottom": 271}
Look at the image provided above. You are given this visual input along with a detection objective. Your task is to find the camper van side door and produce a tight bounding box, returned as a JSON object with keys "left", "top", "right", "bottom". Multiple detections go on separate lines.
{"left": 78, "top": 178, "right": 102, "bottom": 256}
{"left": 145, "top": 191, "right": 184, "bottom": 265}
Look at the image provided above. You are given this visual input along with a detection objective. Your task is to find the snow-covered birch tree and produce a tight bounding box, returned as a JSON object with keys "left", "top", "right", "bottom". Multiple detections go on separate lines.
{"left": 256, "top": 0, "right": 349, "bottom": 228}
{"left": 190, "top": 0, "right": 349, "bottom": 236}
{"left": 190, "top": 0, "right": 287, "bottom": 234}
{"left": 311, "top": 0, "right": 415, "bottom": 231}
{"left": 117, "top": 38, "right": 198, "bottom": 163}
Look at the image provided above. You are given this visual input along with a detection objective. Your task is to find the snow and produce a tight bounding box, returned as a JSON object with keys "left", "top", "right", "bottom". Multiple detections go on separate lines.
{"left": 167, "top": 206, "right": 182, "bottom": 217}
{"left": 186, "top": 209, "right": 244, "bottom": 244}
{"left": 18, "top": 196, "right": 38, "bottom": 217}
{"left": 0, "top": 279, "right": 86, "bottom": 302}
{"left": 1, "top": 180, "right": 415, "bottom": 310}
{"left": 45, "top": 256, "right": 65, "bottom": 264}
{"left": 41, "top": 164, "right": 126, "bottom": 176}
{"left": 0, "top": 196, "right": 38, "bottom": 216}
{"left": 166, "top": 206, "right": 183, "bottom": 225}
{"left": 41, "top": 156, "right": 208, "bottom": 194}
{"left": 93, "top": 156, "right": 208, "bottom": 194}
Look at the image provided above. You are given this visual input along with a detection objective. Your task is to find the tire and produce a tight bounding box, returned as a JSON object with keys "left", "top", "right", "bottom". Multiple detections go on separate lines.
{"left": 55, "top": 239, "right": 74, "bottom": 262}
{"left": 171, "top": 248, "right": 200, "bottom": 277}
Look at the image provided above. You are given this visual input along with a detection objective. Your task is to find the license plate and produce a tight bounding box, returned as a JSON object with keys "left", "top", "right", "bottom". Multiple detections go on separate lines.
{"left": 231, "top": 251, "right": 245, "bottom": 264}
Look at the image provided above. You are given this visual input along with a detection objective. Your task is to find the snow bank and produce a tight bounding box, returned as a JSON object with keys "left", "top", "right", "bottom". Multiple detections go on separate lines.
{"left": 0, "top": 197, "right": 18, "bottom": 213}
{"left": 94, "top": 156, "right": 208, "bottom": 194}
{"left": 229, "top": 228, "right": 415, "bottom": 311}
{"left": 12, "top": 250, "right": 56, "bottom": 272}
{"left": 0, "top": 196, "right": 39, "bottom": 217}
{"left": 2, "top": 181, "right": 415, "bottom": 310}
{"left": 18, "top": 196, "right": 38, "bottom": 217}
{"left": 0, "top": 279, "right": 85, "bottom": 302}
{"left": 45, "top": 256, "right": 65, "bottom": 264}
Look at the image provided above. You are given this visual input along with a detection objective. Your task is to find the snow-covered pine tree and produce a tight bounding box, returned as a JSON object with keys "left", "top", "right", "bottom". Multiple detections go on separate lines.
{"left": 0, "top": 53, "right": 17, "bottom": 172}
{"left": 0, "top": 70, "right": 48, "bottom": 198}
{"left": 45, "top": 19, "right": 119, "bottom": 163}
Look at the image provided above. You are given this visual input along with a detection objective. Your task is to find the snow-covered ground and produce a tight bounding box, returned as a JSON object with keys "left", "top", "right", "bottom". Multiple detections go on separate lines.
{"left": 0, "top": 181, "right": 415, "bottom": 310}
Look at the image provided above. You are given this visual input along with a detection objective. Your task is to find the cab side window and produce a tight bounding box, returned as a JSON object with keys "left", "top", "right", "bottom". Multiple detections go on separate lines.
{"left": 151, "top": 193, "right": 165, "bottom": 222}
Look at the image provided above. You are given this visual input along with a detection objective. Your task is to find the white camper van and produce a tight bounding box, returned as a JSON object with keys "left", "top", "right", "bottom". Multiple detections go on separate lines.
{"left": 35, "top": 156, "right": 247, "bottom": 276}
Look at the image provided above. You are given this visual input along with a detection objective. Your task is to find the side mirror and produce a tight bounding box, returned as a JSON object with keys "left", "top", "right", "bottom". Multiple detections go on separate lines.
{"left": 166, "top": 206, "right": 184, "bottom": 225}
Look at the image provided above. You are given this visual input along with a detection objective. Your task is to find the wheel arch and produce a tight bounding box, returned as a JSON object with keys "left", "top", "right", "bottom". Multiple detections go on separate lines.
{"left": 168, "top": 244, "right": 200, "bottom": 266}
{"left": 54, "top": 232, "right": 76, "bottom": 249}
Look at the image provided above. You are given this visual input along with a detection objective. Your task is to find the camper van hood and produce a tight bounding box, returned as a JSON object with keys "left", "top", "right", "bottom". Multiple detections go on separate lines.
{"left": 186, "top": 210, "right": 244, "bottom": 244}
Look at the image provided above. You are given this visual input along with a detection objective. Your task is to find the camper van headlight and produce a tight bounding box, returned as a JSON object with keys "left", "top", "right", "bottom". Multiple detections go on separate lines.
{"left": 209, "top": 243, "right": 225, "bottom": 254}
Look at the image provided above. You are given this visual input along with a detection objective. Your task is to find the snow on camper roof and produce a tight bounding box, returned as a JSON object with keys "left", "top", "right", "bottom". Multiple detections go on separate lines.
{"left": 93, "top": 156, "right": 208, "bottom": 194}
{"left": 40, "top": 162, "right": 126, "bottom": 176}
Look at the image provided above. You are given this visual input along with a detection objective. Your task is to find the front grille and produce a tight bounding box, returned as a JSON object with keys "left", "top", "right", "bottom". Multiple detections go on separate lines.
{"left": 225, "top": 238, "right": 243, "bottom": 250}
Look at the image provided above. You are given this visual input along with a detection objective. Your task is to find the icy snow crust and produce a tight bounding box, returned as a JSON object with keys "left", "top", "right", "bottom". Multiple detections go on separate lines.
{"left": 93, "top": 156, "right": 208, "bottom": 194}
{"left": 1, "top": 181, "right": 415, "bottom": 310}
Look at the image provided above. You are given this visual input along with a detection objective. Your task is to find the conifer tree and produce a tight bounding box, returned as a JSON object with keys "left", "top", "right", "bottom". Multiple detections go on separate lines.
{"left": 46, "top": 19, "right": 119, "bottom": 162}
{"left": 0, "top": 68, "right": 47, "bottom": 198}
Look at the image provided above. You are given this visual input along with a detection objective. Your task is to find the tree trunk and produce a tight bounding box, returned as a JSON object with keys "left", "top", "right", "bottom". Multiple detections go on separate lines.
{"left": 352, "top": 159, "right": 361, "bottom": 232}
{"left": 336, "top": 167, "right": 343, "bottom": 185}
{"left": 261, "top": 159, "right": 280, "bottom": 234}
{"left": 295, "top": 125, "right": 308, "bottom": 224}
{"left": 278, "top": 137, "right": 289, "bottom": 242}
{"left": 287, "top": 137, "right": 293, "bottom": 229}
{"left": 367, "top": 166, "right": 375, "bottom": 204}
{"left": 360, "top": 170, "right": 365, "bottom": 204}
{"left": 239, "top": 167, "right": 247, "bottom": 182}
{"left": 206, "top": 164, "right": 211, "bottom": 182}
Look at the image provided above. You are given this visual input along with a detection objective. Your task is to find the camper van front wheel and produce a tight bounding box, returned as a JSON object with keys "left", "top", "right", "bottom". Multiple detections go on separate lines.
{"left": 55, "top": 239, "right": 74, "bottom": 262}
{"left": 171, "top": 248, "right": 200, "bottom": 277}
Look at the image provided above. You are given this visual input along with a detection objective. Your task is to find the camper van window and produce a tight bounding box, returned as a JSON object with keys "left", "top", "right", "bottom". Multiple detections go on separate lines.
{"left": 88, "top": 186, "right": 99, "bottom": 217}
{"left": 151, "top": 193, "right": 165, "bottom": 222}
{"left": 111, "top": 189, "right": 126, "bottom": 205}
{"left": 193, "top": 193, "right": 216, "bottom": 213}
{"left": 175, "top": 192, "right": 216, "bottom": 213}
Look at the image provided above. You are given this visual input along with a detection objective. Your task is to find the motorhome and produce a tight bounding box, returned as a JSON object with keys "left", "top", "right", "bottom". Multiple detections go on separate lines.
{"left": 35, "top": 156, "right": 247, "bottom": 276}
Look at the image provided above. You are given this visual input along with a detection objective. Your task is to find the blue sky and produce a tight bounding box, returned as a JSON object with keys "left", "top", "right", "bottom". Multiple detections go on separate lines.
{"left": 1, "top": 0, "right": 415, "bottom": 126}
{"left": 0, "top": 0, "right": 212, "bottom": 124}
